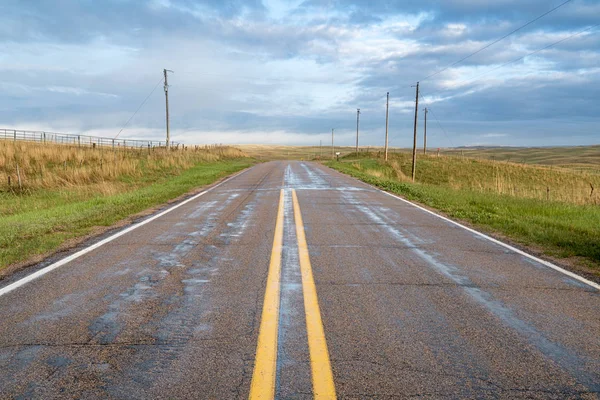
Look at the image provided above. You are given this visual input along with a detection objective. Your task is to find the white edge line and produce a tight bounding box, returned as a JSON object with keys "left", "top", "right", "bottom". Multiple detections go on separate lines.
{"left": 376, "top": 189, "right": 600, "bottom": 291}
{"left": 0, "top": 167, "right": 252, "bottom": 298}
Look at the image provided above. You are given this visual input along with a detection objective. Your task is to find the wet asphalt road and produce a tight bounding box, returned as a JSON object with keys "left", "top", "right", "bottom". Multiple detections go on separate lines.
{"left": 0, "top": 161, "right": 599, "bottom": 399}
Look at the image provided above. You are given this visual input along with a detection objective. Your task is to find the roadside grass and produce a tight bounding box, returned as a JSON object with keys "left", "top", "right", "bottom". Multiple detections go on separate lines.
{"left": 1, "top": 140, "right": 245, "bottom": 193}
{"left": 346, "top": 151, "right": 600, "bottom": 205}
{"left": 327, "top": 155, "right": 600, "bottom": 279}
{"left": 0, "top": 141, "right": 252, "bottom": 272}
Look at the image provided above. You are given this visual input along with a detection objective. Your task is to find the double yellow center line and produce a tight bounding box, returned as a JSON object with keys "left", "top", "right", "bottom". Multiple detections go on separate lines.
{"left": 249, "top": 189, "right": 336, "bottom": 399}
{"left": 249, "top": 190, "right": 285, "bottom": 399}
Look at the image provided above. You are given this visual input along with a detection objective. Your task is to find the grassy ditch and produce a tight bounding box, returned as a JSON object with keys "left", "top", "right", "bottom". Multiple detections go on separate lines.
{"left": 327, "top": 154, "right": 600, "bottom": 280}
{"left": 0, "top": 141, "right": 253, "bottom": 273}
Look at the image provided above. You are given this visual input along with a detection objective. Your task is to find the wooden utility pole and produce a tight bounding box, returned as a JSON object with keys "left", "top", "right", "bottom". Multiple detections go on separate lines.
{"left": 411, "top": 82, "right": 419, "bottom": 182}
{"left": 384, "top": 92, "right": 389, "bottom": 161}
{"left": 331, "top": 128, "right": 334, "bottom": 159}
{"left": 164, "top": 69, "right": 174, "bottom": 148}
{"left": 423, "top": 107, "right": 428, "bottom": 154}
{"left": 356, "top": 109, "right": 360, "bottom": 155}
{"left": 319, "top": 140, "right": 322, "bottom": 159}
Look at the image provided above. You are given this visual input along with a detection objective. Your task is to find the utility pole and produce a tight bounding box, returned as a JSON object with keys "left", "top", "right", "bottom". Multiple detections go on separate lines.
{"left": 384, "top": 92, "right": 390, "bottom": 161}
{"left": 411, "top": 82, "right": 419, "bottom": 182}
{"left": 319, "top": 140, "right": 322, "bottom": 159}
{"left": 163, "top": 68, "right": 174, "bottom": 148}
{"left": 331, "top": 128, "right": 334, "bottom": 159}
{"left": 423, "top": 107, "right": 428, "bottom": 154}
{"left": 355, "top": 109, "right": 360, "bottom": 155}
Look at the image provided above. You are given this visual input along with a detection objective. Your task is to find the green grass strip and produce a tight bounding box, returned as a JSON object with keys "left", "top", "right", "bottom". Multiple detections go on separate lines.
{"left": 0, "top": 159, "right": 252, "bottom": 270}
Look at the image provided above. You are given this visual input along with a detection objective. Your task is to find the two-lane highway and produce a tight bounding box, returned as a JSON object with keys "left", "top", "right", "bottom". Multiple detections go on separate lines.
{"left": 0, "top": 161, "right": 598, "bottom": 399}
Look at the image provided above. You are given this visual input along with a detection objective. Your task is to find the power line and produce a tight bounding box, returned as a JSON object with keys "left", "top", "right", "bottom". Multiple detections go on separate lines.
{"left": 415, "top": 87, "right": 457, "bottom": 148}
{"left": 416, "top": 23, "right": 600, "bottom": 149}
{"left": 421, "top": 0, "right": 573, "bottom": 82}
{"left": 427, "top": 107, "right": 456, "bottom": 148}
{"left": 413, "top": 23, "right": 599, "bottom": 149}
{"left": 421, "top": 23, "right": 600, "bottom": 101}
{"left": 115, "top": 76, "right": 164, "bottom": 139}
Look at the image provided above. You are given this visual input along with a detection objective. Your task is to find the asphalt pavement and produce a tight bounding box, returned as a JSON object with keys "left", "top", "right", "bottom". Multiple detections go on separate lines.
{"left": 0, "top": 161, "right": 598, "bottom": 399}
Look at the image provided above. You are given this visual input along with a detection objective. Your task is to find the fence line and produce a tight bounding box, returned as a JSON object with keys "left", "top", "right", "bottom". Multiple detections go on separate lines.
{"left": 0, "top": 128, "right": 181, "bottom": 149}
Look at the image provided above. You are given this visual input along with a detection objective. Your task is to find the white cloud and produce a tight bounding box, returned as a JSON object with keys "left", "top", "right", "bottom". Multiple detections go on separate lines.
{"left": 1, "top": 0, "right": 599, "bottom": 147}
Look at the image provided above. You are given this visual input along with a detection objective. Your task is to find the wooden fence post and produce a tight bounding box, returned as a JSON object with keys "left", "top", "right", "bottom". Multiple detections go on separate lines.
{"left": 16, "top": 164, "right": 22, "bottom": 190}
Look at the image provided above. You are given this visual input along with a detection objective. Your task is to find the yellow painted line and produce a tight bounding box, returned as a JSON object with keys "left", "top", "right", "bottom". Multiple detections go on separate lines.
{"left": 249, "top": 189, "right": 285, "bottom": 400}
{"left": 292, "top": 189, "right": 337, "bottom": 399}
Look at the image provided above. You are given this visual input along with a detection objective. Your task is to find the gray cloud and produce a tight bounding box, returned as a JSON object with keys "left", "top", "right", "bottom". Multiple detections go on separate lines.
{"left": 0, "top": 0, "right": 598, "bottom": 146}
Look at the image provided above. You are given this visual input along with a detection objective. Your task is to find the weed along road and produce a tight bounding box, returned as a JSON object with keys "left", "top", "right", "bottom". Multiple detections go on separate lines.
{"left": 0, "top": 161, "right": 599, "bottom": 399}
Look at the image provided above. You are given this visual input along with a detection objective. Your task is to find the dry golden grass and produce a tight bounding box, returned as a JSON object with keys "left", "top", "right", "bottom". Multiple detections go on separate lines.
{"left": 237, "top": 144, "right": 356, "bottom": 160}
{"left": 0, "top": 141, "right": 246, "bottom": 192}
{"left": 440, "top": 145, "right": 600, "bottom": 174}
{"left": 433, "top": 155, "right": 600, "bottom": 205}
{"left": 351, "top": 151, "right": 600, "bottom": 206}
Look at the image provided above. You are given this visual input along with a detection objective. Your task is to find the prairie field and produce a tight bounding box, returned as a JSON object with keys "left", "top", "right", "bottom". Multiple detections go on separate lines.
{"left": 0, "top": 140, "right": 251, "bottom": 273}
{"left": 440, "top": 145, "right": 600, "bottom": 173}
{"left": 237, "top": 144, "right": 356, "bottom": 160}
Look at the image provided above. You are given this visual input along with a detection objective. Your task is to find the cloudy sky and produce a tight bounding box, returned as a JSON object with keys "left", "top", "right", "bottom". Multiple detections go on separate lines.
{"left": 1, "top": 0, "right": 599, "bottom": 147}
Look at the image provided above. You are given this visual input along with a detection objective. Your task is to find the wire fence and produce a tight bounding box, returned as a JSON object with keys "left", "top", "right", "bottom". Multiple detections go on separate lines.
{"left": 0, "top": 128, "right": 182, "bottom": 149}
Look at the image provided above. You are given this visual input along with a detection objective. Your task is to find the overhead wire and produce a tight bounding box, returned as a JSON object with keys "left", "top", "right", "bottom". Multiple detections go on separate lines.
{"left": 420, "top": 0, "right": 573, "bottom": 82}
{"left": 114, "top": 76, "right": 164, "bottom": 139}
{"left": 387, "top": 91, "right": 455, "bottom": 149}
{"left": 417, "top": 89, "right": 458, "bottom": 148}
{"left": 415, "top": 22, "right": 600, "bottom": 149}
{"left": 420, "top": 22, "right": 600, "bottom": 103}
{"left": 426, "top": 107, "right": 456, "bottom": 148}
{"left": 416, "top": 23, "right": 600, "bottom": 148}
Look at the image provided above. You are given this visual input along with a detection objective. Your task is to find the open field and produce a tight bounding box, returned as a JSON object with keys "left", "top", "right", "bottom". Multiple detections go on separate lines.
{"left": 241, "top": 143, "right": 600, "bottom": 172}
{"left": 238, "top": 144, "right": 357, "bottom": 160}
{"left": 0, "top": 140, "right": 252, "bottom": 273}
{"left": 327, "top": 151, "right": 600, "bottom": 279}
{"left": 440, "top": 145, "right": 600, "bottom": 173}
